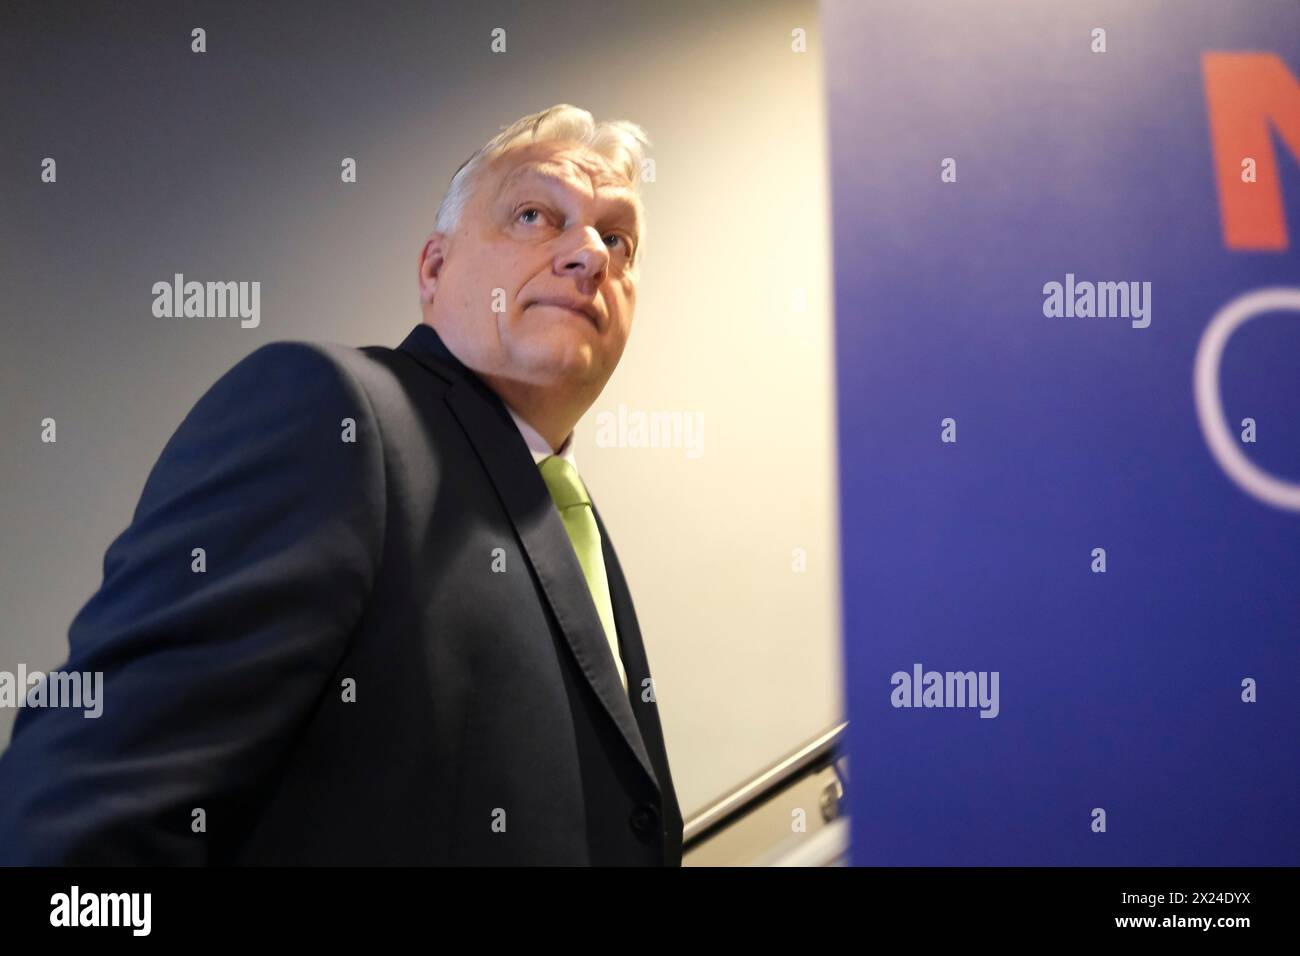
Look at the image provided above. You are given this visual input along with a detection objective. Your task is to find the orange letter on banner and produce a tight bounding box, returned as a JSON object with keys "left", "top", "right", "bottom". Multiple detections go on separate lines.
{"left": 1203, "top": 53, "right": 1300, "bottom": 251}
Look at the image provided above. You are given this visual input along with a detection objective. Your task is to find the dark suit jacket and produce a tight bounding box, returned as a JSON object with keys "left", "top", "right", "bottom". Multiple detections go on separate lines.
{"left": 0, "top": 322, "right": 683, "bottom": 865}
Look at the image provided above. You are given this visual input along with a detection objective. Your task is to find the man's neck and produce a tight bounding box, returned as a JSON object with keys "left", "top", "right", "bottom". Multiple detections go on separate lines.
{"left": 479, "top": 373, "right": 580, "bottom": 453}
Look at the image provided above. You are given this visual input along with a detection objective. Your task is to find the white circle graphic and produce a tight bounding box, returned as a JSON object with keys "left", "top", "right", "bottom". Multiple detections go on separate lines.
{"left": 1193, "top": 287, "right": 1300, "bottom": 512}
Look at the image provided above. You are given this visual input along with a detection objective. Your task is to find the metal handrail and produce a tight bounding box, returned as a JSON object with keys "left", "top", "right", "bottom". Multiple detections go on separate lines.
{"left": 682, "top": 720, "right": 848, "bottom": 850}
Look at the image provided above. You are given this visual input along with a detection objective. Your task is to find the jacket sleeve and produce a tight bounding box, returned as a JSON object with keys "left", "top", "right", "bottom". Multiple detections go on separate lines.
{"left": 0, "top": 341, "right": 386, "bottom": 864}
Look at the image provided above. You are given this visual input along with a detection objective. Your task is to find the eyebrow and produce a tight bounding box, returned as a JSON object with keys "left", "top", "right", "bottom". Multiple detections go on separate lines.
{"left": 499, "top": 166, "right": 642, "bottom": 236}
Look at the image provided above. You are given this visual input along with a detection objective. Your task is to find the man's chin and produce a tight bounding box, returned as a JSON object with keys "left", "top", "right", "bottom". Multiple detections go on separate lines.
{"left": 511, "top": 341, "right": 603, "bottom": 388}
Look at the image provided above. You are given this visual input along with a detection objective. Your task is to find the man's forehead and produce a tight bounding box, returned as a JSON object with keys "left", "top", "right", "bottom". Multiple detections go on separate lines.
{"left": 494, "top": 147, "right": 639, "bottom": 206}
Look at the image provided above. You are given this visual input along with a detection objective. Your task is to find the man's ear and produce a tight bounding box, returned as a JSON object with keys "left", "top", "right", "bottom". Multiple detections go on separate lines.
{"left": 418, "top": 232, "right": 448, "bottom": 305}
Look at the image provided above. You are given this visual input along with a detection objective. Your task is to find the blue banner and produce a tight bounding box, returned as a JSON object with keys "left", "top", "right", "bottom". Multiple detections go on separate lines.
{"left": 827, "top": 0, "right": 1300, "bottom": 865}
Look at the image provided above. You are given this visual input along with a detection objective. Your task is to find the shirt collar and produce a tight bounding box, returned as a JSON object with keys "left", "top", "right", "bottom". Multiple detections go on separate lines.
{"left": 505, "top": 403, "right": 579, "bottom": 471}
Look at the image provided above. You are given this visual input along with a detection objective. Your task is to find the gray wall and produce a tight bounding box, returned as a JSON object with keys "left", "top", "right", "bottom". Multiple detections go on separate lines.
{"left": 0, "top": 0, "right": 840, "bottom": 824}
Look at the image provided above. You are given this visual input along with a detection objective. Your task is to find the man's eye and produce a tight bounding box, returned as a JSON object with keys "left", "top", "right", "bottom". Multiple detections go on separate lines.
{"left": 603, "top": 234, "right": 631, "bottom": 255}
{"left": 517, "top": 207, "right": 544, "bottom": 225}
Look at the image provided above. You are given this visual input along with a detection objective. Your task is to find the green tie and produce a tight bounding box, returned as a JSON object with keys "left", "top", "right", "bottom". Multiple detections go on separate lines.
{"left": 538, "top": 455, "right": 628, "bottom": 693}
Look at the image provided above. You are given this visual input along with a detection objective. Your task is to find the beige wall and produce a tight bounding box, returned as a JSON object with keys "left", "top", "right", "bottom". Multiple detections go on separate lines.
{"left": 0, "top": 0, "right": 841, "bottom": 826}
{"left": 577, "top": 21, "right": 843, "bottom": 819}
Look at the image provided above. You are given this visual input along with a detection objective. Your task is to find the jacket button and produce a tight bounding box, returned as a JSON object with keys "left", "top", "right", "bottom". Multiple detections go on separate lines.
{"left": 629, "top": 803, "right": 660, "bottom": 842}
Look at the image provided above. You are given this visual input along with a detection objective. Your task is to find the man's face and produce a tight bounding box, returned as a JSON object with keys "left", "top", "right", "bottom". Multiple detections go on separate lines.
{"left": 420, "top": 140, "right": 642, "bottom": 396}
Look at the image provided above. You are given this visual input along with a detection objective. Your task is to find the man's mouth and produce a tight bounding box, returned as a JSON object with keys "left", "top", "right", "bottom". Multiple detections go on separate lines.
{"left": 527, "top": 300, "right": 600, "bottom": 329}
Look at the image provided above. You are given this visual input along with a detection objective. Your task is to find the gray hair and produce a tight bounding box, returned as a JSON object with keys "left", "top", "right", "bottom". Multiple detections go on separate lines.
{"left": 433, "top": 103, "right": 650, "bottom": 237}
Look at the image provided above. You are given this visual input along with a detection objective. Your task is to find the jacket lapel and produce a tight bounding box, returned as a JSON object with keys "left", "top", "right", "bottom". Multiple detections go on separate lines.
{"left": 396, "top": 323, "right": 660, "bottom": 794}
{"left": 592, "top": 503, "right": 680, "bottom": 823}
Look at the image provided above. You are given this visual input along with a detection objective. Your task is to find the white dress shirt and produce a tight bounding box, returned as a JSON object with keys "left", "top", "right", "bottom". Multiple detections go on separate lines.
{"left": 505, "top": 404, "right": 579, "bottom": 470}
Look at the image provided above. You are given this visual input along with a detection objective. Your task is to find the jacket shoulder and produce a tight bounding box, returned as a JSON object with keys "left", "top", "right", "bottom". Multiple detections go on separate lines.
{"left": 255, "top": 337, "right": 449, "bottom": 390}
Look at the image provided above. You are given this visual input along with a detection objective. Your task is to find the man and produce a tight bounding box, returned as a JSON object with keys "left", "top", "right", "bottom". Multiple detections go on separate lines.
{"left": 0, "top": 104, "right": 682, "bottom": 865}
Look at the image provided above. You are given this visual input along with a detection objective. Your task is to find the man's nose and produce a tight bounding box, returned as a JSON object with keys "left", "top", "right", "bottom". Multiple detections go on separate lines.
{"left": 557, "top": 226, "right": 609, "bottom": 283}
